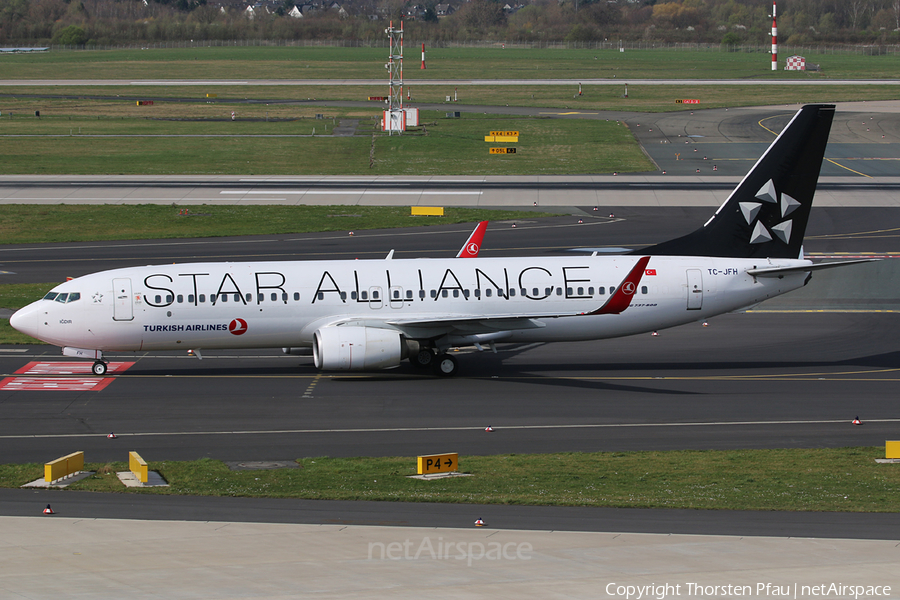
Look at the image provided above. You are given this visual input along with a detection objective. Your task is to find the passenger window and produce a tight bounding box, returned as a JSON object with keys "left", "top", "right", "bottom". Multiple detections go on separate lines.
{"left": 475, "top": 289, "right": 481, "bottom": 298}
{"left": 68, "top": 293, "right": 81, "bottom": 302}
{"left": 589, "top": 287, "right": 594, "bottom": 295}
{"left": 340, "top": 292, "right": 347, "bottom": 300}
{"left": 155, "top": 295, "right": 162, "bottom": 304}
{"left": 598, "top": 287, "right": 605, "bottom": 295}
{"left": 556, "top": 288, "right": 563, "bottom": 296}
{"left": 419, "top": 290, "right": 425, "bottom": 299}
{"left": 55, "top": 293, "right": 68, "bottom": 303}
{"left": 393, "top": 290, "right": 400, "bottom": 299}
{"left": 245, "top": 293, "right": 252, "bottom": 302}
{"left": 520, "top": 288, "right": 526, "bottom": 296}
{"left": 188, "top": 294, "right": 195, "bottom": 303}
{"left": 406, "top": 290, "right": 413, "bottom": 299}
{"left": 221, "top": 294, "right": 228, "bottom": 303}
{"left": 545, "top": 287, "right": 552, "bottom": 296}
{"left": 452, "top": 290, "right": 459, "bottom": 298}
{"left": 176, "top": 295, "right": 183, "bottom": 303}
{"left": 372, "top": 291, "right": 379, "bottom": 300}
{"left": 485, "top": 289, "right": 492, "bottom": 297}
{"left": 566, "top": 288, "right": 572, "bottom": 296}
{"left": 431, "top": 290, "right": 437, "bottom": 298}
{"left": 167, "top": 295, "right": 174, "bottom": 303}
{"left": 282, "top": 293, "right": 288, "bottom": 302}
{"left": 533, "top": 288, "right": 539, "bottom": 296}
{"left": 257, "top": 293, "right": 264, "bottom": 302}
{"left": 43, "top": 292, "right": 58, "bottom": 301}
{"left": 610, "top": 286, "right": 616, "bottom": 294}
{"left": 271, "top": 293, "right": 277, "bottom": 301}
{"left": 577, "top": 287, "right": 584, "bottom": 295}
{"left": 199, "top": 294, "right": 206, "bottom": 303}
{"left": 232, "top": 294, "right": 239, "bottom": 302}
{"left": 351, "top": 291, "right": 357, "bottom": 300}
{"left": 294, "top": 292, "right": 300, "bottom": 301}
{"left": 362, "top": 291, "right": 368, "bottom": 300}
{"left": 317, "top": 292, "right": 324, "bottom": 300}
{"left": 641, "top": 286, "right": 648, "bottom": 294}
{"left": 509, "top": 289, "right": 516, "bottom": 297}
{"left": 463, "top": 289, "right": 469, "bottom": 298}
{"left": 441, "top": 290, "right": 448, "bottom": 298}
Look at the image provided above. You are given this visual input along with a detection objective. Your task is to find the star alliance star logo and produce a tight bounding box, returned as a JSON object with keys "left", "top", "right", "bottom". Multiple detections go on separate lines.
{"left": 92, "top": 292, "right": 104, "bottom": 303}
{"left": 738, "top": 179, "right": 799, "bottom": 245}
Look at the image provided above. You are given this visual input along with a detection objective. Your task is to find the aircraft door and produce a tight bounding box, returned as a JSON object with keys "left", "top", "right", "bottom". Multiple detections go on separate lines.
{"left": 686, "top": 269, "right": 703, "bottom": 310}
{"left": 389, "top": 286, "right": 403, "bottom": 309}
{"left": 112, "top": 278, "right": 134, "bottom": 321}
{"left": 369, "top": 286, "right": 383, "bottom": 309}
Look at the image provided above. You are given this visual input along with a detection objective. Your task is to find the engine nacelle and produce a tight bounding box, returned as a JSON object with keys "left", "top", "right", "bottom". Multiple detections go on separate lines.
{"left": 313, "top": 326, "right": 406, "bottom": 371}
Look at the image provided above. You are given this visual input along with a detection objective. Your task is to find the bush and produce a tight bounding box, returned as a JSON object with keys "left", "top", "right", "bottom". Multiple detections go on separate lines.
{"left": 52, "top": 25, "right": 89, "bottom": 46}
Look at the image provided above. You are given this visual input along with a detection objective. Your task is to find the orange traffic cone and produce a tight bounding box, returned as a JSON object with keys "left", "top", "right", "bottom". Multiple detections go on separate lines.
{"left": 485, "top": 426, "right": 494, "bottom": 432}
{"left": 43, "top": 504, "right": 54, "bottom": 515}
{"left": 474, "top": 518, "right": 485, "bottom": 526}
{"left": 651, "top": 331, "right": 659, "bottom": 337}
{"left": 852, "top": 416, "right": 862, "bottom": 425}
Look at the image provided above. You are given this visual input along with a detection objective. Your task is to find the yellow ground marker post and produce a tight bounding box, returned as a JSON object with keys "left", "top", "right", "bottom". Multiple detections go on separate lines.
{"left": 417, "top": 452, "right": 458, "bottom": 475}
{"left": 411, "top": 207, "right": 444, "bottom": 216}
{"left": 44, "top": 451, "right": 84, "bottom": 483}
{"left": 129, "top": 451, "right": 149, "bottom": 483}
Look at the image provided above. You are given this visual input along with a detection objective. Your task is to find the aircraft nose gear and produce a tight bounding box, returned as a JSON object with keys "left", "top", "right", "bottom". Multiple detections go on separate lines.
{"left": 92, "top": 361, "right": 108, "bottom": 376}
{"left": 433, "top": 354, "right": 458, "bottom": 377}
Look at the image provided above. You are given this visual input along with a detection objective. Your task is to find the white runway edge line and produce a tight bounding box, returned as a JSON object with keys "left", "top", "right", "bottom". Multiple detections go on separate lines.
{"left": 220, "top": 190, "right": 484, "bottom": 195}
{"left": 4, "top": 418, "right": 900, "bottom": 440}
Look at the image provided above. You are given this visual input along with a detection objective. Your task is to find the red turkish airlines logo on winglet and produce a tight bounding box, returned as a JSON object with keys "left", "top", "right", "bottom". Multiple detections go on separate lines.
{"left": 229, "top": 318, "right": 248, "bottom": 335}
{"left": 588, "top": 256, "right": 651, "bottom": 316}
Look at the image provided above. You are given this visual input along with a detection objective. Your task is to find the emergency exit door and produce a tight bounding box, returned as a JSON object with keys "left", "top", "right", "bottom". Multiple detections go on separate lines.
{"left": 686, "top": 269, "right": 703, "bottom": 310}
{"left": 112, "top": 278, "right": 134, "bottom": 321}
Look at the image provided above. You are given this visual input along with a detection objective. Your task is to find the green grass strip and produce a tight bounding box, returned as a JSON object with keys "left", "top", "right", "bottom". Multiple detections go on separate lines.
{"left": 2, "top": 448, "right": 897, "bottom": 512}
{"left": 0, "top": 205, "right": 551, "bottom": 245}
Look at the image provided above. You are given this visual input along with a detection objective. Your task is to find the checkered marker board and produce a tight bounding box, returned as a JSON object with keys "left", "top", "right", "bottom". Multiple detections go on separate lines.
{"left": 13, "top": 362, "right": 134, "bottom": 375}
{"left": 785, "top": 56, "right": 805, "bottom": 71}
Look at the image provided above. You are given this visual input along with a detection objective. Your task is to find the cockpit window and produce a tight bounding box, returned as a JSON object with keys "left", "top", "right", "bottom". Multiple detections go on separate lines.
{"left": 43, "top": 292, "right": 58, "bottom": 301}
{"left": 54, "top": 293, "right": 69, "bottom": 303}
{"left": 67, "top": 293, "right": 81, "bottom": 302}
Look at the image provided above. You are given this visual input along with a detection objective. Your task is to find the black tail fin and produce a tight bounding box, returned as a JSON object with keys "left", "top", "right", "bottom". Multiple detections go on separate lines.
{"left": 637, "top": 104, "right": 835, "bottom": 259}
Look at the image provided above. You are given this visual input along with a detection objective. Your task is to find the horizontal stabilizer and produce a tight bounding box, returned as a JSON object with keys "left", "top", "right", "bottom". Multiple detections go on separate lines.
{"left": 747, "top": 259, "right": 878, "bottom": 277}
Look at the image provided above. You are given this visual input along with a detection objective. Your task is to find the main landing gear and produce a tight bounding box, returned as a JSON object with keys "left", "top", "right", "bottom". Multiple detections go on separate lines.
{"left": 92, "top": 361, "right": 108, "bottom": 376}
{"left": 410, "top": 348, "right": 459, "bottom": 377}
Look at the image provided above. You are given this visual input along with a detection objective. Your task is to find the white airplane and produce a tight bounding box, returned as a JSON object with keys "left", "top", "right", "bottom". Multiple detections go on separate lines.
{"left": 10, "top": 104, "right": 871, "bottom": 377}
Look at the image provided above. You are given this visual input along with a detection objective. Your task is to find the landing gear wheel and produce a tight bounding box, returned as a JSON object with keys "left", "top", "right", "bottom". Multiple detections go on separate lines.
{"left": 412, "top": 348, "right": 435, "bottom": 369}
{"left": 91, "top": 361, "right": 108, "bottom": 376}
{"left": 433, "top": 354, "right": 458, "bottom": 377}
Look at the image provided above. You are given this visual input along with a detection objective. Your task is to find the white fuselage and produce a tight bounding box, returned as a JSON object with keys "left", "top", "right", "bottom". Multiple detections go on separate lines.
{"left": 14, "top": 254, "right": 810, "bottom": 353}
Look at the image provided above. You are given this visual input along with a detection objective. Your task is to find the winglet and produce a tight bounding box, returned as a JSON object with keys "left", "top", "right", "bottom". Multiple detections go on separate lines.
{"left": 456, "top": 221, "right": 489, "bottom": 258}
{"left": 587, "top": 256, "right": 651, "bottom": 315}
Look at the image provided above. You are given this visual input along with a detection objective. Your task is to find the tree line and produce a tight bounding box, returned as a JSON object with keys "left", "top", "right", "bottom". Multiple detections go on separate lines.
{"left": 1, "top": 0, "right": 898, "bottom": 46}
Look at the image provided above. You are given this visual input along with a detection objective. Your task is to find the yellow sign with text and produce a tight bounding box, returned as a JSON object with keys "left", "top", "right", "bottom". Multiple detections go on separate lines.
{"left": 489, "top": 148, "right": 516, "bottom": 154}
{"left": 417, "top": 452, "right": 458, "bottom": 475}
{"left": 490, "top": 131, "right": 519, "bottom": 136}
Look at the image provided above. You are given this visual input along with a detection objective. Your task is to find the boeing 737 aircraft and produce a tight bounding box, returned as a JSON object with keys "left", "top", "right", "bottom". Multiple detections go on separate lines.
{"left": 10, "top": 104, "right": 870, "bottom": 376}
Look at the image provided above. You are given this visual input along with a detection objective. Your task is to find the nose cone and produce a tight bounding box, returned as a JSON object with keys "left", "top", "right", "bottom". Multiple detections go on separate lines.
{"left": 10, "top": 303, "right": 40, "bottom": 339}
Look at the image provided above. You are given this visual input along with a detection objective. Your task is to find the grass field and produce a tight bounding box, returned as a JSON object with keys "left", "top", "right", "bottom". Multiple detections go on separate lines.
{"left": 1, "top": 46, "right": 899, "bottom": 81}
{"left": 0, "top": 108, "right": 651, "bottom": 175}
{"left": 1, "top": 447, "right": 896, "bottom": 512}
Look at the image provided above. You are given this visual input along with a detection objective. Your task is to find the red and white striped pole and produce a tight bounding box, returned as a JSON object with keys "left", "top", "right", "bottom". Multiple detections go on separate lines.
{"left": 421, "top": 42, "right": 426, "bottom": 70}
{"left": 771, "top": 0, "right": 777, "bottom": 71}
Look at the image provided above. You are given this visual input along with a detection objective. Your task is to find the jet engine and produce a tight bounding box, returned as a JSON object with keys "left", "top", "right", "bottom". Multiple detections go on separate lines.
{"left": 313, "top": 326, "right": 413, "bottom": 371}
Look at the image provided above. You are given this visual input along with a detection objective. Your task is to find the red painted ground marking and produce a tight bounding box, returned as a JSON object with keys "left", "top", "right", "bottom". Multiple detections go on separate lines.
{"left": 14, "top": 362, "right": 134, "bottom": 375}
{"left": 0, "top": 377, "right": 116, "bottom": 391}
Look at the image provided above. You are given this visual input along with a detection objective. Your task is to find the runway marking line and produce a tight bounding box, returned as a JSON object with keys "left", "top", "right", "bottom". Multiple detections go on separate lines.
{"left": 0, "top": 361, "right": 134, "bottom": 391}
{"left": 0, "top": 377, "right": 116, "bottom": 391}
{"left": 4, "top": 417, "right": 900, "bottom": 440}
{"left": 14, "top": 361, "right": 134, "bottom": 375}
